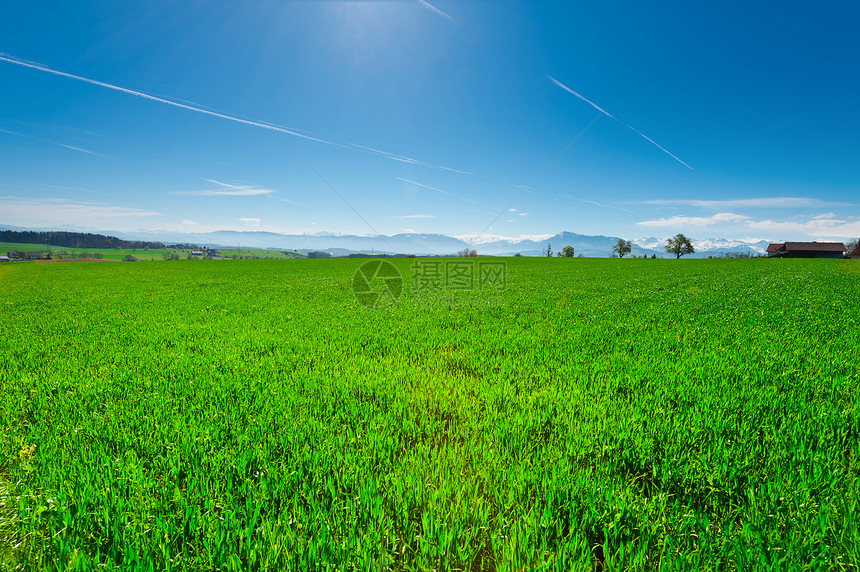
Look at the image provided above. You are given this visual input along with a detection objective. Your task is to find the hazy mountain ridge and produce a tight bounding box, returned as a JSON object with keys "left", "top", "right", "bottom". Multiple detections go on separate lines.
{"left": 0, "top": 225, "right": 780, "bottom": 258}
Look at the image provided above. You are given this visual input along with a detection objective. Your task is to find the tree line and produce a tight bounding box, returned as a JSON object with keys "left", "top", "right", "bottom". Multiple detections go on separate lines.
{"left": 610, "top": 234, "right": 695, "bottom": 258}
{"left": 543, "top": 234, "right": 696, "bottom": 259}
{"left": 0, "top": 230, "right": 167, "bottom": 251}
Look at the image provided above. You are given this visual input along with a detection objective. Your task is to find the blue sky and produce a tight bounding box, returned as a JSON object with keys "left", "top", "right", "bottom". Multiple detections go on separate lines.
{"left": 1, "top": 0, "right": 859, "bottom": 243}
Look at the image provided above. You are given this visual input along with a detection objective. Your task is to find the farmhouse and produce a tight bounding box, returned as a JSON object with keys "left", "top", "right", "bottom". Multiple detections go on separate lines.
{"left": 766, "top": 243, "right": 784, "bottom": 256}
{"left": 0, "top": 255, "right": 10, "bottom": 262}
{"left": 849, "top": 243, "right": 860, "bottom": 259}
{"left": 766, "top": 242, "right": 845, "bottom": 259}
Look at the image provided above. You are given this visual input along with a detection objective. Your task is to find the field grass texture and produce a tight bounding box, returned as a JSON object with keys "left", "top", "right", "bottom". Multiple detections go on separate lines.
{"left": 1, "top": 258, "right": 858, "bottom": 570}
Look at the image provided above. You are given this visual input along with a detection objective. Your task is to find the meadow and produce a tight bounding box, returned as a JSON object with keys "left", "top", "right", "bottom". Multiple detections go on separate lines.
{"left": 0, "top": 258, "right": 858, "bottom": 570}
{"left": 0, "top": 243, "right": 304, "bottom": 261}
{"left": 0, "top": 242, "right": 182, "bottom": 262}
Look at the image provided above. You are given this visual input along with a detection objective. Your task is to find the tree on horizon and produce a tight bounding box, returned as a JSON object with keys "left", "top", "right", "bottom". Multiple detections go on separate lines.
{"left": 665, "top": 234, "right": 695, "bottom": 259}
{"left": 613, "top": 239, "right": 632, "bottom": 258}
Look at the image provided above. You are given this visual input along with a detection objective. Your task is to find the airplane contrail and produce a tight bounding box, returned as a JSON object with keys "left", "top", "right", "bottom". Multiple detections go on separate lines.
{"left": 395, "top": 176, "right": 456, "bottom": 197}
{"left": 395, "top": 176, "right": 477, "bottom": 203}
{"left": 0, "top": 52, "right": 471, "bottom": 174}
{"left": 562, "top": 194, "right": 633, "bottom": 213}
{"left": 548, "top": 75, "right": 692, "bottom": 170}
{"left": 417, "top": 0, "right": 456, "bottom": 22}
{"left": 0, "top": 53, "right": 348, "bottom": 145}
{"left": 473, "top": 113, "right": 602, "bottom": 241}
{"left": 0, "top": 126, "right": 102, "bottom": 156}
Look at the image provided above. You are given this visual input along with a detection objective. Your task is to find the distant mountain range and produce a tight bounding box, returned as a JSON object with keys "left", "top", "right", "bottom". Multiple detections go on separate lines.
{"left": 0, "top": 224, "right": 772, "bottom": 257}
{"left": 66, "top": 228, "right": 774, "bottom": 257}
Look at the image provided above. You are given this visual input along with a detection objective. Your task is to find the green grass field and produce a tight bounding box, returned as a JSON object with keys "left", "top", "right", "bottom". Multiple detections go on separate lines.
{"left": 1, "top": 258, "right": 858, "bottom": 570}
{"left": 0, "top": 243, "right": 306, "bottom": 261}
{"left": 216, "top": 249, "right": 307, "bottom": 260}
{"left": 0, "top": 242, "right": 183, "bottom": 262}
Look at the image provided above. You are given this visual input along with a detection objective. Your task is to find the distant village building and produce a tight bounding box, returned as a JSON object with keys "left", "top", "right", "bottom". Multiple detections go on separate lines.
{"left": 766, "top": 242, "right": 845, "bottom": 259}
{"left": 849, "top": 243, "right": 860, "bottom": 259}
{"left": 0, "top": 255, "right": 10, "bottom": 262}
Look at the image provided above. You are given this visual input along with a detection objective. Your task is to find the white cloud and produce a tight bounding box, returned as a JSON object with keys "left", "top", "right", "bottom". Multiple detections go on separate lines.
{"left": 638, "top": 210, "right": 860, "bottom": 239}
{"left": 508, "top": 208, "right": 517, "bottom": 212}
{"left": 640, "top": 197, "right": 839, "bottom": 208}
{"left": 239, "top": 217, "right": 261, "bottom": 226}
{"left": 0, "top": 196, "right": 161, "bottom": 228}
{"left": 637, "top": 212, "right": 751, "bottom": 227}
{"left": 745, "top": 217, "right": 860, "bottom": 238}
{"left": 176, "top": 179, "right": 275, "bottom": 197}
{"left": 182, "top": 219, "right": 199, "bottom": 226}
